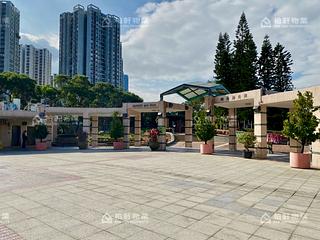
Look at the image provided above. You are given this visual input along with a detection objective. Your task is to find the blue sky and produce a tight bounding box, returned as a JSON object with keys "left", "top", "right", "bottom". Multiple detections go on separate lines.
{"left": 13, "top": 0, "right": 320, "bottom": 102}
{"left": 15, "top": 0, "right": 162, "bottom": 74}
{"left": 15, "top": 0, "right": 161, "bottom": 34}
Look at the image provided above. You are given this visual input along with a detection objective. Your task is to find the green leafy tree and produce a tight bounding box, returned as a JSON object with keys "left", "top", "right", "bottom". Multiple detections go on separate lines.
{"left": 273, "top": 43, "right": 293, "bottom": 92}
{"left": 232, "top": 12, "right": 258, "bottom": 92}
{"left": 36, "top": 85, "right": 61, "bottom": 106}
{"left": 90, "top": 83, "right": 143, "bottom": 108}
{"left": 0, "top": 72, "right": 36, "bottom": 106}
{"left": 283, "top": 91, "right": 320, "bottom": 153}
{"left": 110, "top": 112, "right": 124, "bottom": 141}
{"left": 61, "top": 75, "right": 94, "bottom": 107}
{"left": 194, "top": 110, "right": 216, "bottom": 144}
{"left": 214, "top": 32, "right": 233, "bottom": 91}
{"left": 54, "top": 75, "right": 70, "bottom": 89}
{"left": 257, "top": 35, "right": 275, "bottom": 90}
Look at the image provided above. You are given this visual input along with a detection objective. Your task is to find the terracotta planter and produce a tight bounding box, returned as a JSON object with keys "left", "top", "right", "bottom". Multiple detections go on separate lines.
{"left": 35, "top": 142, "right": 47, "bottom": 151}
{"left": 200, "top": 143, "right": 213, "bottom": 154}
{"left": 290, "top": 152, "right": 311, "bottom": 169}
{"left": 113, "top": 141, "right": 124, "bottom": 150}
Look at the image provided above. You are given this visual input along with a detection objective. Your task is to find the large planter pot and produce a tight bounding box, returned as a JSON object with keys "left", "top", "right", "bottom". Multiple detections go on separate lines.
{"left": 149, "top": 141, "right": 160, "bottom": 151}
{"left": 113, "top": 141, "right": 124, "bottom": 150}
{"left": 200, "top": 143, "right": 213, "bottom": 154}
{"left": 35, "top": 142, "right": 47, "bottom": 151}
{"left": 290, "top": 152, "right": 311, "bottom": 169}
{"left": 78, "top": 141, "right": 88, "bottom": 150}
{"left": 243, "top": 151, "right": 253, "bottom": 159}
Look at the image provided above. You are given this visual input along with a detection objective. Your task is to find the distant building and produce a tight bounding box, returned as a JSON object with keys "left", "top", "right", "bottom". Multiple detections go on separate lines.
{"left": 20, "top": 44, "right": 52, "bottom": 85}
{"left": 123, "top": 74, "right": 129, "bottom": 92}
{"left": 51, "top": 74, "right": 57, "bottom": 86}
{"left": 59, "top": 4, "right": 123, "bottom": 88}
{"left": 0, "top": 1, "right": 20, "bottom": 73}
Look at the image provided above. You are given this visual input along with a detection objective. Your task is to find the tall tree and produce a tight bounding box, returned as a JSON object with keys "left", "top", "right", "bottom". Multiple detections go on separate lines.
{"left": 214, "top": 32, "right": 233, "bottom": 91}
{"left": 232, "top": 12, "right": 258, "bottom": 92}
{"left": 0, "top": 72, "right": 36, "bottom": 106}
{"left": 257, "top": 35, "right": 274, "bottom": 90}
{"left": 273, "top": 43, "right": 293, "bottom": 92}
{"left": 60, "top": 75, "right": 94, "bottom": 107}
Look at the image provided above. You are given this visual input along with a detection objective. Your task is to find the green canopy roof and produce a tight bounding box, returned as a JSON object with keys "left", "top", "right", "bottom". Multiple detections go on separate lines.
{"left": 160, "top": 82, "right": 230, "bottom": 101}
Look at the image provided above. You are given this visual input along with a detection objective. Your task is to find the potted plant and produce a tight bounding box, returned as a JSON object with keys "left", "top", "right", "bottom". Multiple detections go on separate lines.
{"left": 237, "top": 132, "right": 256, "bottom": 158}
{"left": 77, "top": 131, "right": 88, "bottom": 149}
{"left": 149, "top": 128, "right": 160, "bottom": 151}
{"left": 283, "top": 91, "right": 320, "bottom": 169}
{"left": 110, "top": 112, "right": 124, "bottom": 150}
{"left": 34, "top": 124, "right": 49, "bottom": 150}
{"left": 195, "top": 110, "right": 216, "bottom": 154}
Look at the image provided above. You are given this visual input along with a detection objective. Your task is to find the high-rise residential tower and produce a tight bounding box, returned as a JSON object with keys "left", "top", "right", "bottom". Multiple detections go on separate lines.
{"left": 59, "top": 4, "right": 123, "bottom": 88}
{"left": 0, "top": 1, "right": 20, "bottom": 73}
{"left": 123, "top": 74, "right": 129, "bottom": 92}
{"left": 20, "top": 44, "right": 52, "bottom": 85}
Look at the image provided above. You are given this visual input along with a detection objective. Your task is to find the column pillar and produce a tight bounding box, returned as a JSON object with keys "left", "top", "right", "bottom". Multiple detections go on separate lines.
{"left": 123, "top": 113, "right": 130, "bottom": 149}
{"left": 228, "top": 108, "right": 237, "bottom": 151}
{"left": 185, "top": 106, "right": 193, "bottom": 148}
{"left": 45, "top": 115, "right": 53, "bottom": 147}
{"left": 254, "top": 105, "right": 268, "bottom": 159}
{"left": 134, "top": 113, "right": 141, "bottom": 147}
{"left": 83, "top": 113, "right": 90, "bottom": 134}
{"left": 91, "top": 116, "right": 98, "bottom": 147}
{"left": 158, "top": 101, "right": 167, "bottom": 151}
{"left": 312, "top": 93, "right": 320, "bottom": 169}
{"left": 52, "top": 118, "right": 58, "bottom": 144}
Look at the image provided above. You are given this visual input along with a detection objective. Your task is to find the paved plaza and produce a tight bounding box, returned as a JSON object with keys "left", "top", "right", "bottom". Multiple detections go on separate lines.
{"left": 1, "top": 148, "right": 320, "bottom": 240}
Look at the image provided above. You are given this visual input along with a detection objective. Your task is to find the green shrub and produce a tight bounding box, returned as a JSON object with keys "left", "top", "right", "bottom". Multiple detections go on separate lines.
{"left": 34, "top": 124, "right": 49, "bottom": 142}
{"left": 237, "top": 132, "right": 256, "bottom": 151}
{"left": 283, "top": 91, "right": 320, "bottom": 153}
{"left": 194, "top": 110, "right": 216, "bottom": 144}
{"left": 110, "top": 112, "right": 124, "bottom": 141}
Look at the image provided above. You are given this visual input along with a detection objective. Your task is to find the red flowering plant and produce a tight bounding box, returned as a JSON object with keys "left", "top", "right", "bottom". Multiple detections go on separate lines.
{"left": 149, "top": 128, "right": 160, "bottom": 142}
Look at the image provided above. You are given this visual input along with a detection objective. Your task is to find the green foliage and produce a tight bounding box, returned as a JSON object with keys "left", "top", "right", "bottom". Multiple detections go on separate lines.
{"left": 257, "top": 35, "right": 275, "bottom": 90}
{"left": 273, "top": 43, "right": 293, "bottom": 92}
{"left": 237, "top": 132, "right": 256, "bottom": 151}
{"left": 213, "top": 13, "right": 294, "bottom": 94}
{"left": 214, "top": 32, "right": 233, "bottom": 91}
{"left": 213, "top": 106, "right": 228, "bottom": 129}
{"left": 110, "top": 112, "right": 124, "bottom": 141}
{"left": 283, "top": 91, "right": 320, "bottom": 153}
{"left": 0, "top": 72, "right": 36, "bottom": 106}
{"left": 60, "top": 75, "right": 94, "bottom": 107}
{"left": 194, "top": 110, "right": 216, "bottom": 144}
{"left": 34, "top": 124, "right": 49, "bottom": 142}
{"left": 231, "top": 12, "right": 258, "bottom": 92}
{"left": 0, "top": 73, "right": 143, "bottom": 108}
{"left": 36, "top": 85, "right": 61, "bottom": 106}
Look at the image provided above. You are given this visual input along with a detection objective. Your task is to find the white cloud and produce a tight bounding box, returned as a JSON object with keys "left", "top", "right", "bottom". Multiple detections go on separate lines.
{"left": 20, "top": 33, "right": 59, "bottom": 50}
{"left": 122, "top": 0, "right": 320, "bottom": 102}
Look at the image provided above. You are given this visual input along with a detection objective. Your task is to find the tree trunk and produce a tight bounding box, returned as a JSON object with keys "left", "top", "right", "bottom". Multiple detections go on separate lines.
{"left": 301, "top": 141, "right": 305, "bottom": 153}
